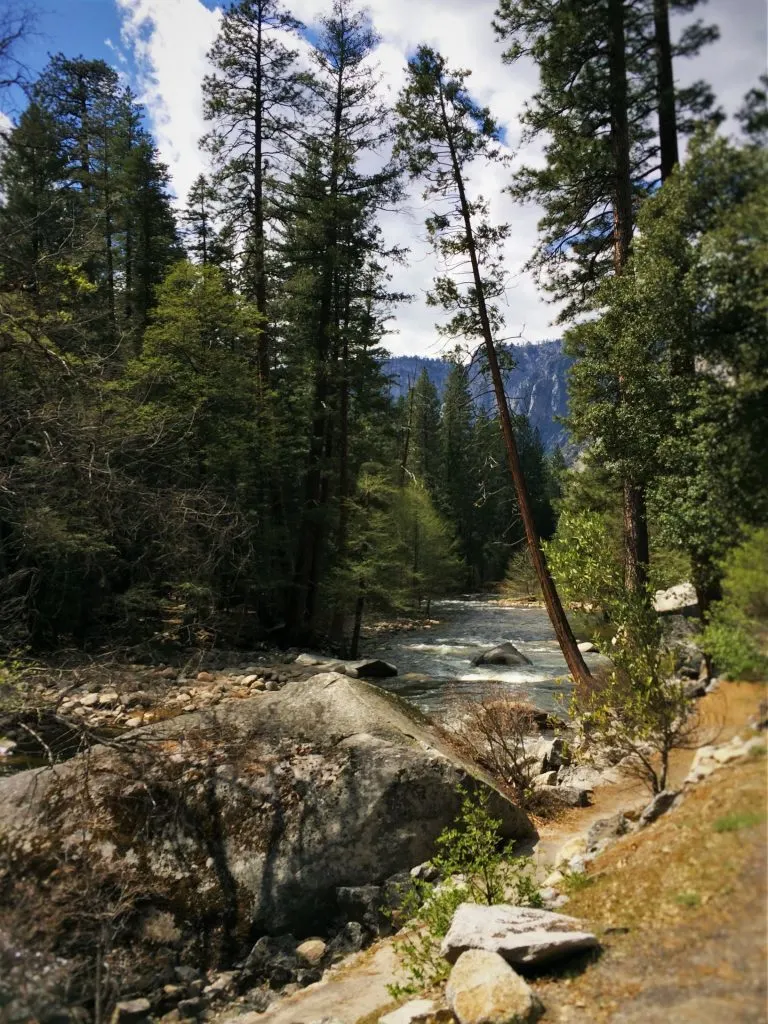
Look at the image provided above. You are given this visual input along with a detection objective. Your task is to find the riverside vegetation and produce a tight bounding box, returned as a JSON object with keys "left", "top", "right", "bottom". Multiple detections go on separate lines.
{"left": 0, "top": 0, "right": 767, "bottom": 1022}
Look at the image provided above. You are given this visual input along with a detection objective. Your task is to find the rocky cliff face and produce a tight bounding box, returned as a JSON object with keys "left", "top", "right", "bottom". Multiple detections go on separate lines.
{"left": 383, "top": 340, "right": 573, "bottom": 453}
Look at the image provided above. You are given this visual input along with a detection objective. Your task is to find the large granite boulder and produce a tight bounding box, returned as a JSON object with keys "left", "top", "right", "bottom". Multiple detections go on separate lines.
{"left": 0, "top": 674, "right": 533, "bottom": 962}
{"left": 471, "top": 643, "right": 532, "bottom": 668}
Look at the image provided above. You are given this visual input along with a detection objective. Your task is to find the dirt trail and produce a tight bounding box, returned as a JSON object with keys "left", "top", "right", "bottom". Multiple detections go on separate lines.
{"left": 532, "top": 680, "right": 765, "bottom": 866}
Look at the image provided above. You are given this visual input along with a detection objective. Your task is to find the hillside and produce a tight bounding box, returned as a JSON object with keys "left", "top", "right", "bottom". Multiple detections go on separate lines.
{"left": 383, "top": 340, "right": 572, "bottom": 453}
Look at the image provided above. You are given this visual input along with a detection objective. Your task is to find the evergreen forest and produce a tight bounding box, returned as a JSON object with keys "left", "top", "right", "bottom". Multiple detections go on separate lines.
{"left": 0, "top": 0, "right": 765, "bottom": 664}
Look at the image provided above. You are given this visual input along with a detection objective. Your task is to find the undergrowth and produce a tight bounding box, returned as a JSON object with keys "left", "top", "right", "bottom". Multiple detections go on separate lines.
{"left": 387, "top": 786, "right": 541, "bottom": 998}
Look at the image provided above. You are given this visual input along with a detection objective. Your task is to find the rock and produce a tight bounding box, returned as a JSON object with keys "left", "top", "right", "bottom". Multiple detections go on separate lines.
{"left": 174, "top": 966, "right": 200, "bottom": 983}
{"left": 265, "top": 680, "right": 281, "bottom": 691}
{"left": 446, "top": 949, "right": 541, "bottom": 1024}
{"left": 203, "top": 972, "right": 236, "bottom": 997}
{"left": 176, "top": 998, "right": 203, "bottom": 1018}
{"left": 586, "top": 812, "right": 630, "bottom": 852}
{"left": 196, "top": 671, "right": 215, "bottom": 682}
{"left": 411, "top": 860, "right": 440, "bottom": 883}
{"left": 125, "top": 716, "right": 144, "bottom": 729}
{"left": 110, "top": 1000, "right": 151, "bottom": 1024}
{"left": 577, "top": 641, "right": 598, "bottom": 654}
{"left": 532, "top": 771, "right": 557, "bottom": 788}
{"left": 534, "top": 736, "right": 570, "bottom": 772}
{"left": 336, "top": 885, "right": 384, "bottom": 931}
{"left": 539, "top": 888, "right": 569, "bottom": 910}
{"left": 555, "top": 837, "right": 587, "bottom": 869}
{"left": 556, "top": 765, "right": 604, "bottom": 790}
{"left": 295, "top": 653, "right": 326, "bottom": 666}
{"left": 346, "top": 659, "right": 398, "bottom": 678}
{"left": 79, "top": 693, "right": 100, "bottom": 707}
{"left": 441, "top": 904, "right": 600, "bottom": 969}
{"left": 326, "top": 920, "right": 365, "bottom": 961}
{"left": 295, "top": 938, "right": 327, "bottom": 966}
{"left": 241, "top": 934, "right": 298, "bottom": 989}
{"left": 683, "top": 678, "right": 708, "bottom": 699}
{"left": 379, "top": 999, "right": 439, "bottom": 1024}
{"left": 638, "top": 789, "right": 679, "bottom": 827}
{"left": 547, "top": 786, "right": 591, "bottom": 808}
{"left": 0, "top": 675, "right": 532, "bottom": 949}
{"left": 653, "top": 582, "right": 698, "bottom": 615}
{"left": 471, "top": 643, "right": 532, "bottom": 668}
{"left": 98, "top": 691, "right": 120, "bottom": 707}
{"left": 122, "top": 691, "right": 153, "bottom": 709}
{"left": 160, "top": 667, "right": 177, "bottom": 679}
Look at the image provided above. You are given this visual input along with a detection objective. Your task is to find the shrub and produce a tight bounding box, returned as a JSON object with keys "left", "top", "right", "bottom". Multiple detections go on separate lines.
{"left": 702, "top": 528, "right": 768, "bottom": 680}
{"left": 549, "top": 515, "right": 703, "bottom": 794}
{"left": 388, "top": 787, "right": 541, "bottom": 998}
{"left": 447, "top": 697, "right": 539, "bottom": 806}
{"left": 502, "top": 547, "right": 541, "bottom": 601}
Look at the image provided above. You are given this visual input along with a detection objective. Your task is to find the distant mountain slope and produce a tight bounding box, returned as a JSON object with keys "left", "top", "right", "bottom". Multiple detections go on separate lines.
{"left": 383, "top": 340, "right": 573, "bottom": 453}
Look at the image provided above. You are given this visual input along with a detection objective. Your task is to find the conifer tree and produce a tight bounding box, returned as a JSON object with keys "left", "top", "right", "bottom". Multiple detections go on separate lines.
{"left": 280, "top": 0, "right": 401, "bottom": 636}
{"left": 493, "top": 0, "right": 719, "bottom": 595}
{"left": 202, "top": 0, "right": 308, "bottom": 381}
{"left": 395, "top": 46, "right": 591, "bottom": 684}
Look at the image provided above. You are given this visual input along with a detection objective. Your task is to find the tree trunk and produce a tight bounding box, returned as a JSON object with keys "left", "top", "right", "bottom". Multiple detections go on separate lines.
{"left": 252, "top": 11, "right": 269, "bottom": 383}
{"left": 437, "top": 80, "right": 592, "bottom": 687}
{"left": 350, "top": 581, "right": 365, "bottom": 658}
{"left": 653, "top": 0, "right": 679, "bottom": 183}
{"left": 608, "top": 0, "right": 650, "bottom": 597}
{"left": 622, "top": 480, "right": 649, "bottom": 593}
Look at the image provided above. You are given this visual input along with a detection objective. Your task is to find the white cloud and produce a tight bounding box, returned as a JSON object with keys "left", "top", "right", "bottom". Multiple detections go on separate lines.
{"left": 115, "top": 0, "right": 767, "bottom": 356}
{"left": 117, "top": 0, "right": 220, "bottom": 203}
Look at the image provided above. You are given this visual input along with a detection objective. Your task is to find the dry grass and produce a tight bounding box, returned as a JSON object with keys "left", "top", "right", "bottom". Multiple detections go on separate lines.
{"left": 531, "top": 749, "right": 768, "bottom": 1022}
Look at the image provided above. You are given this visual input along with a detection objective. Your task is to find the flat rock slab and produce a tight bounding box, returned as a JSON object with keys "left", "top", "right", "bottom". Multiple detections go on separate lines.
{"left": 441, "top": 903, "right": 600, "bottom": 969}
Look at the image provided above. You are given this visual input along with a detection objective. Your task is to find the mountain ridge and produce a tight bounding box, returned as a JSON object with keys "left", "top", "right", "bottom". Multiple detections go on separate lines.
{"left": 383, "top": 339, "right": 572, "bottom": 453}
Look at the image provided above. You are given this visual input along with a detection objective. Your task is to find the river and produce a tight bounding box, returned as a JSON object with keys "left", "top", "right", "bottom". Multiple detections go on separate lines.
{"left": 367, "top": 597, "right": 599, "bottom": 717}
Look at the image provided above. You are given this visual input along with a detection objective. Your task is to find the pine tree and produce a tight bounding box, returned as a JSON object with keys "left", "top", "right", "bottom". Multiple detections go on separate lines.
{"left": 437, "top": 363, "right": 477, "bottom": 580}
{"left": 279, "top": 0, "right": 401, "bottom": 637}
{"left": 202, "top": 0, "right": 308, "bottom": 381}
{"left": 395, "top": 45, "right": 591, "bottom": 684}
{"left": 408, "top": 367, "right": 442, "bottom": 492}
{"left": 183, "top": 173, "right": 217, "bottom": 267}
{"left": 493, "top": 0, "right": 719, "bottom": 596}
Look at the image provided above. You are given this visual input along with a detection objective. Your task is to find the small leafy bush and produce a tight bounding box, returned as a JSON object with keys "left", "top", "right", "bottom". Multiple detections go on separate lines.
{"left": 388, "top": 786, "right": 541, "bottom": 998}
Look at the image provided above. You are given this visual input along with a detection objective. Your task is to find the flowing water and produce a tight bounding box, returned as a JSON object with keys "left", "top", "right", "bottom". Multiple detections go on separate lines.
{"left": 368, "top": 597, "right": 598, "bottom": 717}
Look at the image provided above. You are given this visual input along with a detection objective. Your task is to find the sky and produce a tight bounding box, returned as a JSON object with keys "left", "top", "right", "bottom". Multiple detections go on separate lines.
{"left": 7, "top": 0, "right": 768, "bottom": 356}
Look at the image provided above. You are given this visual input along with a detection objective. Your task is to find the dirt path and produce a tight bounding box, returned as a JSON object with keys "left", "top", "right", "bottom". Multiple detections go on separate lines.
{"left": 532, "top": 680, "right": 766, "bottom": 868}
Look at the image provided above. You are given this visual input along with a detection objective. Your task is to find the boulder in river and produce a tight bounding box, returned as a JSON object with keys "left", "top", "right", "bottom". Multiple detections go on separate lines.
{"left": 0, "top": 673, "right": 533, "bottom": 990}
{"left": 471, "top": 643, "right": 532, "bottom": 668}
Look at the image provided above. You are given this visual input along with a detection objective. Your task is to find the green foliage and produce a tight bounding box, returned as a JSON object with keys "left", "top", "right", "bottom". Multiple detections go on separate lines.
{"left": 388, "top": 786, "right": 541, "bottom": 998}
{"left": 713, "top": 810, "right": 766, "bottom": 834}
{"left": 549, "top": 512, "right": 699, "bottom": 794}
{"left": 544, "top": 511, "right": 622, "bottom": 612}
{"left": 701, "top": 528, "right": 768, "bottom": 680}
{"left": 674, "top": 890, "right": 701, "bottom": 909}
{"left": 503, "top": 547, "right": 541, "bottom": 601}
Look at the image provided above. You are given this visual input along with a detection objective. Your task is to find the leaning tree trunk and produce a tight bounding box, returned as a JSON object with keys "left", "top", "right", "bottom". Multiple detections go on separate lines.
{"left": 437, "top": 85, "right": 592, "bottom": 687}
{"left": 608, "top": 0, "right": 650, "bottom": 596}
